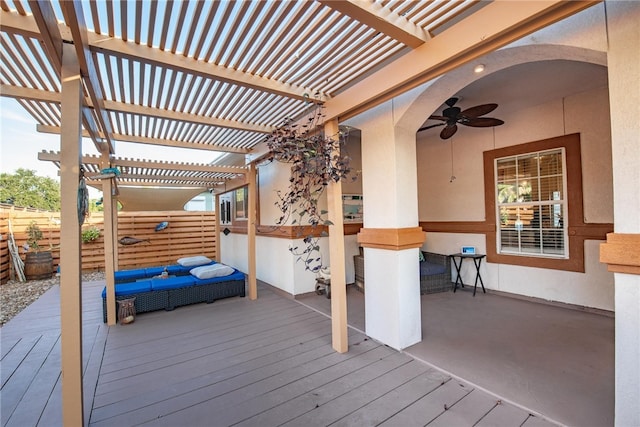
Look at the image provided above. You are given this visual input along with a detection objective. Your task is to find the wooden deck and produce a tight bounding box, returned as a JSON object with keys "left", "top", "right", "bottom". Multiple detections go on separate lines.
{"left": 1, "top": 280, "right": 556, "bottom": 426}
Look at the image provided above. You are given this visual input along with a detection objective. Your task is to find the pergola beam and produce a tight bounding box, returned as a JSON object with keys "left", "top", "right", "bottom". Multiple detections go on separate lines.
{"left": 318, "top": 0, "right": 429, "bottom": 48}
{"left": 323, "top": 0, "right": 600, "bottom": 122}
{"left": 38, "top": 150, "right": 247, "bottom": 174}
{"left": 86, "top": 173, "right": 230, "bottom": 183}
{"left": 61, "top": 1, "right": 116, "bottom": 154}
{"left": 2, "top": 85, "right": 273, "bottom": 135}
{"left": 36, "top": 124, "right": 251, "bottom": 155}
{"left": 0, "top": 10, "right": 316, "bottom": 103}
{"left": 26, "top": 0, "right": 62, "bottom": 73}
{"left": 26, "top": 1, "right": 108, "bottom": 153}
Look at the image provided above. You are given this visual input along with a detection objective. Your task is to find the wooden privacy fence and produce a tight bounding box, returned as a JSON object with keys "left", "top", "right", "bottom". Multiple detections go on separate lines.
{"left": 0, "top": 206, "right": 217, "bottom": 284}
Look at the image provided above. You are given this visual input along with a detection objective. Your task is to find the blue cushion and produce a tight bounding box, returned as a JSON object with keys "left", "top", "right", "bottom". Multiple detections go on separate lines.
{"left": 102, "top": 280, "right": 153, "bottom": 298}
{"left": 145, "top": 266, "right": 166, "bottom": 277}
{"left": 420, "top": 262, "right": 447, "bottom": 276}
{"left": 194, "top": 270, "right": 245, "bottom": 286}
{"left": 114, "top": 268, "right": 147, "bottom": 283}
{"left": 151, "top": 275, "right": 196, "bottom": 291}
{"left": 190, "top": 264, "right": 234, "bottom": 279}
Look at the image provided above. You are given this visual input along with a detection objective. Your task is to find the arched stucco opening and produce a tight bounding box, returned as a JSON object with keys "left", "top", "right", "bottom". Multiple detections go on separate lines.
{"left": 397, "top": 43, "right": 614, "bottom": 427}
{"left": 397, "top": 44, "right": 607, "bottom": 133}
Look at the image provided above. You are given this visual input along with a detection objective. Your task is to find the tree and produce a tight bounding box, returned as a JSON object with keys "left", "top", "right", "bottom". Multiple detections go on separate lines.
{"left": 0, "top": 169, "right": 61, "bottom": 211}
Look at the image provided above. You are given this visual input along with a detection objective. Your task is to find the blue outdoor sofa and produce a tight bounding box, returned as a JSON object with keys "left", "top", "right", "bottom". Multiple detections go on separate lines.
{"left": 102, "top": 260, "right": 246, "bottom": 322}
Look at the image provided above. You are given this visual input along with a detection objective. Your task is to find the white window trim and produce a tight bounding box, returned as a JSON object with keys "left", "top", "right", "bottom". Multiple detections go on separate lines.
{"left": 494, "top": 148, "right": 569, "bottom": 259}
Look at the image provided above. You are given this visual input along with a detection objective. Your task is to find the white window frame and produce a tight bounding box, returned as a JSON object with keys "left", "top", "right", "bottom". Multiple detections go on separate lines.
{"left": 494, "top": 148, "right": 569, "bottom": 259}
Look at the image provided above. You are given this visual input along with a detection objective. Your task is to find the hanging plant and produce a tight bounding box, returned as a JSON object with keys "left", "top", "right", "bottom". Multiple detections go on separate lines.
{"left": 264, "top": 102, "right": 354, "bottom": 272}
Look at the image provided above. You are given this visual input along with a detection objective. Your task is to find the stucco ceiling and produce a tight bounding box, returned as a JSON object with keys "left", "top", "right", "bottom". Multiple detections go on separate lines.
{"left": 423, "top": 59, "right": 609, "bottom": 129}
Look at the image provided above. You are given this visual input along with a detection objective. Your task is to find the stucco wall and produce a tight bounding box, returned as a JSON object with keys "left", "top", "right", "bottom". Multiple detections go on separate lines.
{"left": 230, "top": 135, "right": 362, "bottom": 295}
{"left": 417, "top": 86, "right": 614, "bottom": 310}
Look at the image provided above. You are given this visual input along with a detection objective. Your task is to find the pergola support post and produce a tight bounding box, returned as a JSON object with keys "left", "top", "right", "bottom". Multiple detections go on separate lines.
{"left": 59, "top": 42, "right": 84, "bottom": 426}
{"left": 326, "top": 119, "right": 348, "bottom": 353}
{"left": 100, "top": 151, "right": 117, "bottom": 325}
{"left": 247, "top": 163, "right": 258, "bottom": 300}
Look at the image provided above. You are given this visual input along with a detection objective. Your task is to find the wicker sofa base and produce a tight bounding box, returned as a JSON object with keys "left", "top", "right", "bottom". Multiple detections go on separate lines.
{"left": 420, "top": 252, "right": 453, "bottom": 295}
{"left": 102, "top": 278, "right": 246, "bottom": 323}
{"left": 168, "top": 279, "right": 246, "bottom": 310}
{"left": 354, "top": 251, "right": 452, "bottom": 295}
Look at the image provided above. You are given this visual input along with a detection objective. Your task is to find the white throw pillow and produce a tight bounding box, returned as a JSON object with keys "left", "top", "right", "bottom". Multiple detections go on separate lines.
{"left": 190, "top": 264, "right": 234, "bottom": 279}
{"left": 177, "top": 255, "right": 212, "bottom": 267}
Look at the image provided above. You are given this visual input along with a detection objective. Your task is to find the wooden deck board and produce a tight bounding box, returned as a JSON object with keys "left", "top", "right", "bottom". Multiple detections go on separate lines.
{"left": 427, "top": 388, "right": 499, "bottom": 426}
{"left": 1, "top": 335, "right": 41, "bottom": 387}
{"left": 92, "top": 321, "right": 342, "bottom": 408}
{"left": 151, "top": 339, "right": 393, "bottom": 426}
{"left": 1, "top": 333, "right": 60, "bottom": 425}
{"left": 98, "top": 305, "right": 318, "bottom": 372}
{"left": 194, "top": 345, "right": 403, "bottom": 426}
{"left": 475, "top": 400, "right": 531, "bottom": 426}
{"left": 522, "top": 414, "right": 559, "bottom": 427}
{"left": 1, "top": 280, "right": 562, "bottom": 427}
{"left": 378, "top": 378, "right": 474, "bottom": 426}
{"left": 4, "top": 337, "right": 61, "bottom": 427}
{"left": 91, "top": 333, "right": 372, "bottom": 425}
{"left": 278, "top": 359, "right": 436, "bottom": 427}
{"left": 329, "top": 371, "right": 451, "bottom": 427}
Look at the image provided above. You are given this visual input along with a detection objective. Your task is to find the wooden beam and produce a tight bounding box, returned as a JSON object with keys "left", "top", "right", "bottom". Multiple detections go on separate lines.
{"left": 36, "top": 124, "right": 251, "bottom": 154}
{"left": 247, "top": 163, "right": 257, "bottom": 300}
{"left": 100, "top": 151, "right": 117, "bottom": 325}
{"left": 86, "top": 173, "right": 229, "bottom": 183}
{"left": 2, "top": 9, "right": 320, "bottom": 102}
{"left": 25, "top": 1, "right": 107, "bottom": 153}
{"left": 323, "top": 1, "right": 600, "bottom": 122}
{"left": 27, "top": 0, "right": 62, "bottom": 73}
{"left": 87, "top": 32, "right": 313, "bottom": 102}
{"left": 600, "top": 233, "right": 640, "bottom": 275}
{"left": 112, "top": 158, "right": 246, "bottom": 174}
{"left": 58, "top": 41, "right": 84, "bottom": 427}
{"left": 60, "top": 1, "right": 115, "bottom": 153}
{"left": 2, "top": 85, "right": 273, "bottom": 135}
{"left": 357, "top": 227, "right": 425, "bottom": 250}
{"left": 38, "top": 150, "right": 247, "bottom": 174}
{"left": 105, "top": 100, "right": 273, "bottom": 134}
{"left": 318, "top": 0, "right": 429, "bottom": 48}
{"left": 325, "top": 119, "right": 348, "bottom": 354}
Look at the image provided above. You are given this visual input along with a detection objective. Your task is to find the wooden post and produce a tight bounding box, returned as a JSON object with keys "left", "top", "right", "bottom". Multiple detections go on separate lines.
{"left": 100, "top": 151, "right": 117, "bottom": 325}
{"left": 247, "top": 163, "right": 258, "bottom": 300}
{"left": 59, "top": 42, "right": 84, "bottom": 426}
{"left": 214, "top": 193, "right": 221, "bottom": 261}
{"left": 326, "top": 119, "right": 348, "bottom": 353}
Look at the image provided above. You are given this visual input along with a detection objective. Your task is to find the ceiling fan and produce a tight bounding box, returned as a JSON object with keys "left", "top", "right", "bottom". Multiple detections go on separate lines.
{"left": 418, "top": 97, "right": 504, "bottom": 139}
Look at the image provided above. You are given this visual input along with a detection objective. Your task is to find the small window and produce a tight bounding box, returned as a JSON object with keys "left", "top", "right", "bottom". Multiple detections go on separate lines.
{"left": 234, "top": 187, "right": 248, "bottom": 220}
{"left": 495, "top": 149, "right": 568, "bottom": 258}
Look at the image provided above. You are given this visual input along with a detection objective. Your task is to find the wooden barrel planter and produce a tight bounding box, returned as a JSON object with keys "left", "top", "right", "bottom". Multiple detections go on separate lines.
{"left": 24, "top": 251, "right": 54, "bottom": 280}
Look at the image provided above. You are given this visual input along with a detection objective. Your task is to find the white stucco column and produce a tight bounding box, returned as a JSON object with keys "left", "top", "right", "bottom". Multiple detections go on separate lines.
{"left": 602, "top": 2, "right": 640, "bottom": 426}
{"left": 354, "top": 101, "right": 424, "bottom": 350}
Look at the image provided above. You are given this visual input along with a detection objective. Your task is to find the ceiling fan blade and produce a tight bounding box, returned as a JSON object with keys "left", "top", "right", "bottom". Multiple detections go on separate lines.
{"left": 462, "top": 117, "right": 505, "bottom": 128}
{"left": 428, "top": 115, "right": 448, "bottom": 121}
{"left": 418, "top": 123, "right": 446, "bottom": 132}
{"left": 440, "top": 124, "right": 458, "bottom": 139}
{"left": 460, "top": 103, "right": 498, "bottom": 118}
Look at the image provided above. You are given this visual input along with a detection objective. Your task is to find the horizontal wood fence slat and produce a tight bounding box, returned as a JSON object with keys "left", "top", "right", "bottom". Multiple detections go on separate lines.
{"left": 0, "top": 206, "right": 217, "bottom": 284}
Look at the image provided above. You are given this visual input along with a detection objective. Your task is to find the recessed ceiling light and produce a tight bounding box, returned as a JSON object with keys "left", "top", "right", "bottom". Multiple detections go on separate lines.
{"left": 474, "top": 64, "right": 485, "bottom": 73}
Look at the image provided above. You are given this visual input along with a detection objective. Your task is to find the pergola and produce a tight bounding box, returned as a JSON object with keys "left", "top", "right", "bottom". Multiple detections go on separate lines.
{"left": 1, "top": 1, "right": 599, "bottom": 424}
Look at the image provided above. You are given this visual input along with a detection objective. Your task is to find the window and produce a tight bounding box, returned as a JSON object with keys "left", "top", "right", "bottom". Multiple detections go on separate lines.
{"left": 234, "top": 187, "right": 248, "bottom": 220}
{"left": 496, "top": 149, "right": 568, "bottom": 258}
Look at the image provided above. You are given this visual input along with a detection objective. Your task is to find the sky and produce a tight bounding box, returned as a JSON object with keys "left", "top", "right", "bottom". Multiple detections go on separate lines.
{"left": 0, "top": 97, "right": 224, "bottom": 199}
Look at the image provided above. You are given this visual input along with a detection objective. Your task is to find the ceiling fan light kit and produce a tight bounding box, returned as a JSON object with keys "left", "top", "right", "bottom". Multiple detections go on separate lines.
{"left": 418, "top": 97, "right": 504, "bottom": 139}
